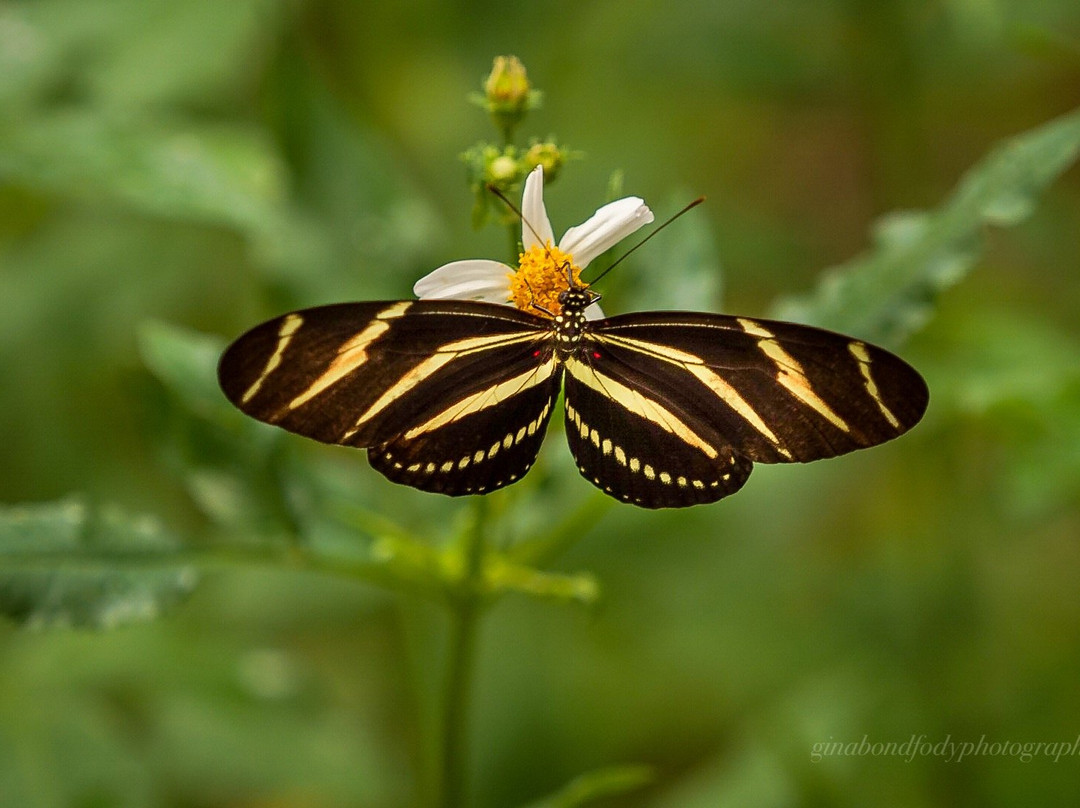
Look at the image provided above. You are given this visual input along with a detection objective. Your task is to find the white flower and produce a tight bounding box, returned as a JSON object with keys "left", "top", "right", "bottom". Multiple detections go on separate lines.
{"left": 413, "top": 165, "right": 654, "bottom": 319}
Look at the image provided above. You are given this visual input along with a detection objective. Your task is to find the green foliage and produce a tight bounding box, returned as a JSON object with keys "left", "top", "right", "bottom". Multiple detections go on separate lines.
{"left": 2, "top": 0, "right": 1080, "bottom": 806}
{"left": 0, "top": 498, "right": 196, "bottom": 629}
{"left": 139, "top": 320, "right": 302, "bottom": 539}
{"left": 919, "top": 305, "right": 1080, "bottom": 518}
{"left": 614, "top": 190, "right": 726, "bottom": 313}
{"left": 522, "top": 765, "right": 654, "bottom": 808}
{"left": 773, "top": 107, "right": 1080, "bottom": 345}
{"left": 0, "top": 624, "right": 405, "bottom": 808}
{"left": 0, "top": 112, "right": 289, "bottom": 236}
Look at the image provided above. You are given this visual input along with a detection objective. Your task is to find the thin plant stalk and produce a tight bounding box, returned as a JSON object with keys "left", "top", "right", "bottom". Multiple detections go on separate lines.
{"left": 436, "top": 497, "right": 489, "bottom": 808}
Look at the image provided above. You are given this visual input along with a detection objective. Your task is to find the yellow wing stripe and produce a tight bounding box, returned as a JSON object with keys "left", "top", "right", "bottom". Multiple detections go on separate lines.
{"left": 403, "top": 357, "right": 558, "bottom": 439}
{"left": 241, "top": 313, "right": 304, "bottom": 404}
{"left": 593, "top": 332, "right": 792, "bottom": 459}
{"left": 737, "top": 320, "right": 851, "bottom": 434}
{"left": 340, "top": 331, "right": 542, "bottom": 441}
{"left": 849, "top": 341, "right": 901, "bottom": 428}
{"left": 564, "top": 357, "right": 719, "bottom": 460}
{"left": 285, "top": 302, "right": 412, "bottom": 410}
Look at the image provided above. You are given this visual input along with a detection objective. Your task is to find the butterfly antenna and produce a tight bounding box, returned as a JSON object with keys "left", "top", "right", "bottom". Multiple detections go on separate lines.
{"left": 487, "top": 182, "right": 571, "bottom": 307}
{"left": 588, "top": 196, "right": 706, "bottom": 285}
{"left": 486, "top": 183, "right": 550, "bottom": 252}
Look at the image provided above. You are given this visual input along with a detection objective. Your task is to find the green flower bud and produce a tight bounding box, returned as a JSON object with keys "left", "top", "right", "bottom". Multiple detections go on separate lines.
{"left": 461, "top": 143, "right": 525, "bottom": 228}
{"left": 485, "top": 55, "right": 530, "bottom": 107}
{"left": 487, "top": 153, "right": 519, "bottom": 185}
{"left": 478, "top": 55, "right": 541, "bottom": 142}
{"left": 525, "top": 141, "right": 567, "bottom": 182}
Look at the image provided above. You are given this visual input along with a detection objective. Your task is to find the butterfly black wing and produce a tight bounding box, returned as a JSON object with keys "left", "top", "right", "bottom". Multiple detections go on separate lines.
{"left": 563, "top": 354, "right": 754, "bottom": 507}
{"left": 218, "top": 300, "right": 562, "bottom": 496}
{"left": 563, "top": 311, "right": 928, "bottom": 508}
{"left": 366, "top": 360, "right": 563, "bottom": 496}
{"left": 219, "top": 299, "right": 928, "bottom": 507}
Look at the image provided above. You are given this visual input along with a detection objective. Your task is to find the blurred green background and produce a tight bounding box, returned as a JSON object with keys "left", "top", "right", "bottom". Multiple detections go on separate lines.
{"left": 2, "top": 0, "right": 1080, "bottom": 806}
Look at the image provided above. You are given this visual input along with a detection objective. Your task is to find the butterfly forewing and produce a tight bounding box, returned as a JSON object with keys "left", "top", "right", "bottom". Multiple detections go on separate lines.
{"left": 218, "top": 300, "right": 554, "bottom": 460}
{"left": 588, "top": 312, "right": 928, "bottom": 464}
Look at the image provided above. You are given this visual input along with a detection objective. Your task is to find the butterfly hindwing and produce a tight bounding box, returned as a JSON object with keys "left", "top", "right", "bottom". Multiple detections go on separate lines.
{"left": 369, "top": 362, "right": 563, "bottom": 496}
{"left": 563, "top": 355, "right": 753, "bottom": 507}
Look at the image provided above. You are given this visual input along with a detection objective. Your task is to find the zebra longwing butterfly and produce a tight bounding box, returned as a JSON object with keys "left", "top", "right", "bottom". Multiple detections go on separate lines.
{"left": 218, "top": 282, "right": 928, "bottom": 509}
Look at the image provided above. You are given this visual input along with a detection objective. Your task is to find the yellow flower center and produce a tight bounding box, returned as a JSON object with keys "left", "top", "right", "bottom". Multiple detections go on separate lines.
{"left": 508, "top": 243, "right": 582, "bottom": 317}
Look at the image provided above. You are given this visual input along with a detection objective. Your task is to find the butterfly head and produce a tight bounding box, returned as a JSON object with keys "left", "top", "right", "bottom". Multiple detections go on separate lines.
{"left": 557, "top": 285, "right": 600, "bottom": 314}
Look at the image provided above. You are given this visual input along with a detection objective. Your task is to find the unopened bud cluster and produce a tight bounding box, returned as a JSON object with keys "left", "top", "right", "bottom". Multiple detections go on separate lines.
{"left": 463, "top": 56, "right": 575, "bottom": 229}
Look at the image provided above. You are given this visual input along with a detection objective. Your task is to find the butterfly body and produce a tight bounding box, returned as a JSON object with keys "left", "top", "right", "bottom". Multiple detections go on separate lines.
{"left": 551, "top": 287, "right": 597, "bottom": 358}
{"left": 219, "top": 290, "right": 927, "bottom": 508}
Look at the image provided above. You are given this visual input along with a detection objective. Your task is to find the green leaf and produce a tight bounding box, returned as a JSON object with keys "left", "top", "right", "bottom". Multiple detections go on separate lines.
{"left": 507, "top": 493, "right": 614, "bottom": 568}
{"left": 138, "top": 321, "right": 299, "bottom": 535}
{"left": 0, "top": 497, "right": 198, "bottom": 629}
{"left": 138, "top": 320, "right": 232, "bottom": 422}
{"left": 772, "top": 106, "right": 1080, "bottom": 345}
{"left": 483, "top": 557, "right": 599, "bottom": 606}
{"left": 521, "top": 764, "right": 654, "bottom": 808}
{"left": 8, "top": 0, "right": 284, "bottom": 110}
{"left": 631, "top": 191, "right": 724, "bottom": 311}
{"left": 0, "top": 109, "right": 289, "bottom": 238}
{"left": 923, "top": 305, "right": 1080, "bottom": 417}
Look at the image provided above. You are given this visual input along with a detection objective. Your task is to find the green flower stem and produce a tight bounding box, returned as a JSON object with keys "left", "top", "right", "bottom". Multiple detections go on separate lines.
{"left": 438, "top": 592, "right": 479, "bottom": 808}
{"left": 437, "top": 496, "right": 490, "bottom": 808}
{"left": 507, "top": 220, "right": 520, "bottom": 266}
{"left": 508, "top": 493, "right": 613, "bottom": 568}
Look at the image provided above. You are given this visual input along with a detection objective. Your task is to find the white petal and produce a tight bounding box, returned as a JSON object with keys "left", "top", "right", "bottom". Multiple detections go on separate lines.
{"left": 584, "top": 301, "right": 605, "bottom": 320}
{"left": 413, "top": 259, "right": 513, "bottom": 299}
{"left": 558, "top": 196, "right": 654, "bottom": 268}
{"left": 424, "top": 278, "right": 513, "bottom": 302}
{"left": 520, "top": 165, "right": 555, "bottom": 250}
